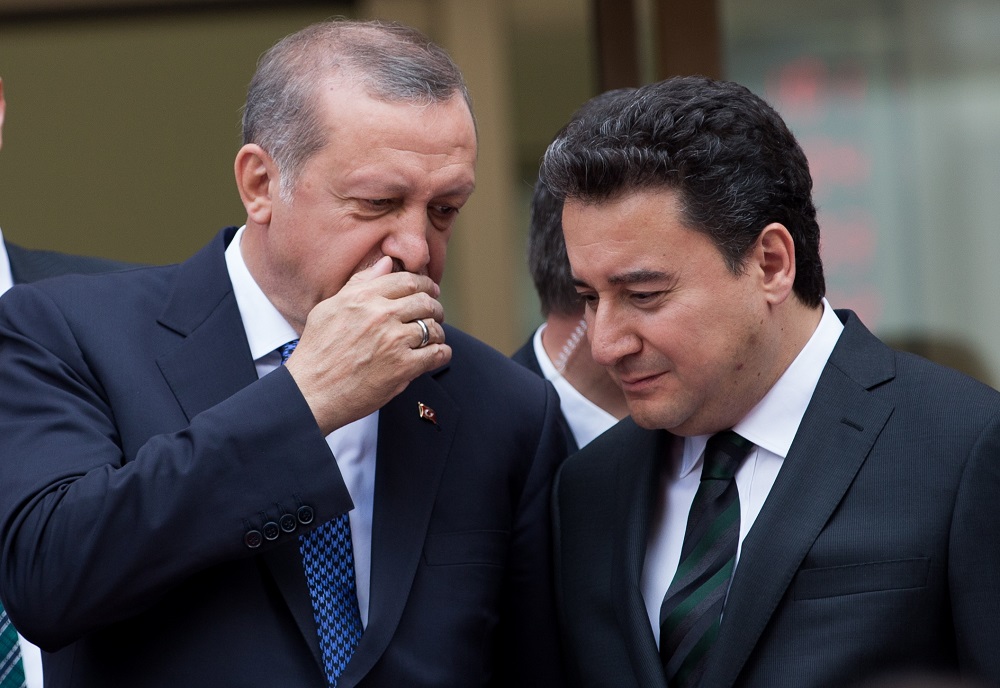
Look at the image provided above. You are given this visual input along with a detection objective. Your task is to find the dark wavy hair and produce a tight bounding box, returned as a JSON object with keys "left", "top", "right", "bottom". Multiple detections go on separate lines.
{"left": 540, "top": 75, "right": 824, "bottom": 307}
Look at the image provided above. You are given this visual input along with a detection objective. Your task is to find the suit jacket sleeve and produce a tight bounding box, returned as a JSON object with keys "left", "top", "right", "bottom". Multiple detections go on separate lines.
{"left": 0, "top": 282, "right": 350, "bottom": 650}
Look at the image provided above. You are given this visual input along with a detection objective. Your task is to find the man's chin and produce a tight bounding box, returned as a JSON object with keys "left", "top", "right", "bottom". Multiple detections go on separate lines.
{"left": 627, "top": 398, "right": 699, "bottom": 434}
{"left": 626, "top": 402, "right": 670, "bottom": 431}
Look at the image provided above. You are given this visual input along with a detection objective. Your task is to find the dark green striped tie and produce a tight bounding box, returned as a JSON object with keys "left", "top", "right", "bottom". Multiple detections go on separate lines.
{"left": 1, "top": 602, "right": 26, "bottom": 688}
{"left": 659, "top": 430, "right": 753, "bottom": 688}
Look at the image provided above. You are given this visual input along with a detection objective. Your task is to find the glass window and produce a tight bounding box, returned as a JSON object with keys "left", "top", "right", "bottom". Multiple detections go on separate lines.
{"left": 722, "top": 0, "right": 1000, "bottom": 384}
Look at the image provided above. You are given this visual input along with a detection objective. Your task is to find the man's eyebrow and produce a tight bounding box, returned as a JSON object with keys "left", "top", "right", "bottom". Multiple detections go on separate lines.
{"left": 571, "top": 269, "right": 670, "bottom": 289}
{"left": 347, "top": 176, "right": 475, "bottom": 199}
{"left": 607, "top": 269, "right": 669, "bottom": 285}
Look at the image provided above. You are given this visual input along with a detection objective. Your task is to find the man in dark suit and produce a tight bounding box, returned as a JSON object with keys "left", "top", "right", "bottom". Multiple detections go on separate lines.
{"left": 541, "top": 76, "right": 1000, "bottom": 688}
{"left": 0, "top": 20, "right": 566, "bottom": 688}
{"left": 0, "top": 239, "right": 134, "bottom": 688}
{"left": 0, "top": 74, "right": 135, "bottom": 688}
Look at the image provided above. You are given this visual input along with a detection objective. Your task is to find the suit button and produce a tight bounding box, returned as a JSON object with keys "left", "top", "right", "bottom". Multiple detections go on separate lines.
{"left": 244, "top": 529, "right": 263, "bottom": 549}
{"left": 297, "top": 505, "right": 315, "bottom": 525}
{"left": 279, "top": 513, "right": 298, "bottom": 533}
{"left": 262, "top": 521, "right": 280, "bottom": 541}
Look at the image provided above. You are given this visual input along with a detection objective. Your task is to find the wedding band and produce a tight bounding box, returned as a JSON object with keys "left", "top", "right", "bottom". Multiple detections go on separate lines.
{"left": 415, "top": 318, "right": 430, "bottom": 349}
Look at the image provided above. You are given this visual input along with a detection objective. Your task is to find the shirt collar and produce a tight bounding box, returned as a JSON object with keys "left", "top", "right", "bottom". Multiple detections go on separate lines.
{"left": 224, "top": 225, "right": 298, "bottom": 361}
{"left": 680, "top": 299, "right": 844, "bottom": 477}
{"left": 0, "top": 227, "right": 14, "bottom": 295}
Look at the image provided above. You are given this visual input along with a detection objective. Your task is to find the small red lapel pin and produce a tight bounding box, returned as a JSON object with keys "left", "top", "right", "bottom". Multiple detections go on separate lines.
{"left": 417, "top": 402, "right": 438, "bottom": 426}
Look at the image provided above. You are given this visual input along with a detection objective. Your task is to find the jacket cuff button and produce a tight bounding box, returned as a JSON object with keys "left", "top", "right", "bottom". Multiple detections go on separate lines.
{"left": 279, "top": 513, "right": 298, "bottom": 533}
{"left": 244, "top": 529, "right": 263, "bottom": 549}
{"left": 297, "top": 505, "right": 315, "bottom": 525}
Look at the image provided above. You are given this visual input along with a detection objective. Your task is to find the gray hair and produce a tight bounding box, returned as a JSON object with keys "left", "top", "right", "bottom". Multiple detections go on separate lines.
{"left": 242, "top": 19, "right": 473, "bottom": 198}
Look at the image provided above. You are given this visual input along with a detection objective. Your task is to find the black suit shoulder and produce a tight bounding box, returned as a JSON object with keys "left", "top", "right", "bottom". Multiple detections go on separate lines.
{"left": 3, "top": 262, "right": 179, "bottom": 361}
{"left": 511, "top": 335, "right": 544, "bottom": 377}
{"left": 893, "top": 346, "right": 998, "bottom": 398}
{"left": 510, "top": 331, "right": 582, "bottom": 454}
{"left": 876, "top": 349, "right": 1000, "bottom": 472}
{"left": 6, "top": 240, "right": 140, "bottom": 284}
{"left": 830, "top": 310, "right": 1000, "bottom": 439}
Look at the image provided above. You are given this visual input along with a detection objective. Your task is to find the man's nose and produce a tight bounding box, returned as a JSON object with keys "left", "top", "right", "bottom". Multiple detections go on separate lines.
{"left": 382, "top": 210, "right": 432, "bottom": 274}
{"left": 588, "top": 305, "right": 640, "bottom": 367}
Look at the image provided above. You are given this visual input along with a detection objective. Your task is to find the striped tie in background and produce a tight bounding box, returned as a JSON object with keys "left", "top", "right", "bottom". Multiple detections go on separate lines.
{"left": 0, "top": 603, "right": 26, "bottom": 688}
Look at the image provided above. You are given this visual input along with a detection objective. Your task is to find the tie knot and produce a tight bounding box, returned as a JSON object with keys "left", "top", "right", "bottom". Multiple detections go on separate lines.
{"left": 279, "top": 339, "right": 299, "bottom": 365}
{"left": 701, "top": 430, "right": 753, "bottom": 481}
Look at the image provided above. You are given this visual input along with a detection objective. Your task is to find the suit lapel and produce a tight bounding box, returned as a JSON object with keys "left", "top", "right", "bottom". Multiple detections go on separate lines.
{"left": 703, "top": 311, "right": 896, "bottom": 688}
{"left": 610, "top": 420, "right": 672, "bottom": 688}
{"left": 338, "top": 370, "right": 458, "bottom": 686}
{"left": 155, "top": 228, "right": 258, "bottom": 420}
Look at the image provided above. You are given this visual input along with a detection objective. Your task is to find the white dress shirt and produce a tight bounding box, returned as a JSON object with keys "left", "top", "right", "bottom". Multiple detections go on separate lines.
{"left": 641, "top": 299, "right": 844, "bottom": 644}
{"left": 0, "top": 227, "right": 43, "bottom": 688}
{"left": 0, "top": 228, "right": 15, "bottom": 294}
{"left": 225, "top": 226, "right": 376, "bottom": 627}
{"left": 532, "top": 324, "right": 618, "bottom": 448}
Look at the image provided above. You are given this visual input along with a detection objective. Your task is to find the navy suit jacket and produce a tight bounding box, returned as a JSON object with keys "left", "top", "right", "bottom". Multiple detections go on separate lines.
{"left": 511, "top": 337, "right": 544, "bottom": 378}
{"left": 5, "top": 240, "right": 133, "bottom": 284}
{"left": 553, "top": 311, "right": 1000, "bottom": 687}
{"left": 512, "top": 334, "right": 579, "bottom": 454}
{"left": 0, "top": 228, "right": 567, "bottom": 687}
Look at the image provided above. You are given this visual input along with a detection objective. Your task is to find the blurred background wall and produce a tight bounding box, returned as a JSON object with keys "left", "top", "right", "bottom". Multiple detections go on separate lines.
{"left": 1, "top": 0, "right": 998, "bottom": 385}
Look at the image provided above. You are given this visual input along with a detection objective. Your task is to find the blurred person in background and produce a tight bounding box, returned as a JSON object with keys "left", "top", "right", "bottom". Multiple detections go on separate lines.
{"left": 513, "top": 90, "right": 633, "bottom": 451}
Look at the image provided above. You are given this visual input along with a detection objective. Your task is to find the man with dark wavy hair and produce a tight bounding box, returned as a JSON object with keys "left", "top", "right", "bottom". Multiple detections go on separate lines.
{"left": 543, "top": 76, "right": 1000, "bottom": 688}
{"left": 0, "top": 21, "right": 566, "bottom": 688}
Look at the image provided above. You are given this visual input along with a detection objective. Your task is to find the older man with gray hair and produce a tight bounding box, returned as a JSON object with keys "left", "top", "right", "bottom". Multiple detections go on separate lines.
{"left": 0, "top": 20, "right": 566, "bottom": 688}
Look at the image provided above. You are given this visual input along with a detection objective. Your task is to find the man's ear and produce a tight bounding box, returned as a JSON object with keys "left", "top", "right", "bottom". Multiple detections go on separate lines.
{"left": 234, "top": 143, "right": 278, "bottom": 225}
{"left": 754, "top": 222, "right": 796, "bottom": 305}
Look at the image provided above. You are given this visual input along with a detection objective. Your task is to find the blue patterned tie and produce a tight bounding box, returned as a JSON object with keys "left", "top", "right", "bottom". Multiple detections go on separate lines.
{"left": 280, "top": 340, "right": 363, "bottom": 687}
{"left": 0, "top": 603, "right": 26, "bottom": 688}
